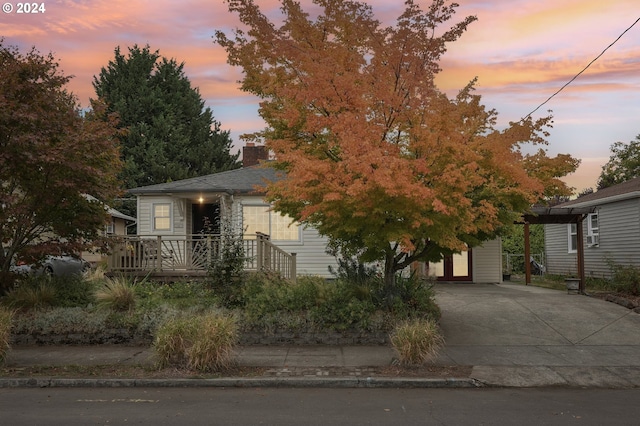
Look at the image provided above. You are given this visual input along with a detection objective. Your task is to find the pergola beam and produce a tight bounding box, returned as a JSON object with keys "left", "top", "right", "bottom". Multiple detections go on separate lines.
{"left": 520, "top": 206, "right": 595, "bottom": 293}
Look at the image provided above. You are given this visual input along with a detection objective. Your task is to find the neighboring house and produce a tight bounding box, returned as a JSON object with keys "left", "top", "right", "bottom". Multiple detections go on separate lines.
{"left": 82, "top": 203, "right": 136, "bottom": 267}
{"left": 125, "top": 145, "right": 503, "bottom": 283}
{"left": 544, "top": 177, "right": 640, "bottom": 279}
{"left": 423, "top": 238, "right": 503, "bottom": 283}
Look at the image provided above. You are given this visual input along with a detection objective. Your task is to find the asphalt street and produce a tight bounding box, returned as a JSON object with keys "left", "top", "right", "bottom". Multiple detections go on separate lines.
{"left": 2, "top": 387, "right": 640, "bottom": 425}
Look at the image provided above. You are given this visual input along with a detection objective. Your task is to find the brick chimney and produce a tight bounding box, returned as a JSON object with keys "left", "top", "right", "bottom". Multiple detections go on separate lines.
{"left": 242, "top": 143, "right": 269, "bottom": 167}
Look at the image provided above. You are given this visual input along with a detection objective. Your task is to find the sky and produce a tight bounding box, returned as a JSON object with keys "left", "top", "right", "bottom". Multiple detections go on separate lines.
{"left": 2, "top": 0, "right": 639, "bottom": 193}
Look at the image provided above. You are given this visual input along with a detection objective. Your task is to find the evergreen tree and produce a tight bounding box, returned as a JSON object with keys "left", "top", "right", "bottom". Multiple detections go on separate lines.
{"left": 93, "top": 45, "right": 240, "bottom": 190}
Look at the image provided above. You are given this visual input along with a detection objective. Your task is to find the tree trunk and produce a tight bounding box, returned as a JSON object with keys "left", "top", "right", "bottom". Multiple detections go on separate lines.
{"left": 383, "top": 251, "right": 397, "bottom": 306}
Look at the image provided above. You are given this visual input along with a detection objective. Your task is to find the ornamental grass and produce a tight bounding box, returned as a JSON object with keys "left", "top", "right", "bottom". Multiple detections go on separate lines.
{"left": 154, "top": 312, "right": 238, "bottom": 372}
{"left": 0, "top": 307, "right": 13, "bottom": 363}
{"left": 390, "top": 318, "right": 445, "bottom": 366}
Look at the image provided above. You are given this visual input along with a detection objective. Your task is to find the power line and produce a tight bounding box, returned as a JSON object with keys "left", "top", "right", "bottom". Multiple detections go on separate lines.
{"left": 522, "top": 16, "right": 640, "bottom": 121}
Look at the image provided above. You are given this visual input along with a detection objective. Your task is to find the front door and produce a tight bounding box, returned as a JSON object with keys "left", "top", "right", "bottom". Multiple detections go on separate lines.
{"left": 191, "top": 203, "right": 220, "bottom": 235}
{"left": 429, "top": 250, "right": 473, "bottom": 282}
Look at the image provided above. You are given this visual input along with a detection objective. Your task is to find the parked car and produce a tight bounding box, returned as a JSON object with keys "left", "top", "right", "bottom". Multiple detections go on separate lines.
{"left": 11, "top": 255, "right": 90, "bottom": 277}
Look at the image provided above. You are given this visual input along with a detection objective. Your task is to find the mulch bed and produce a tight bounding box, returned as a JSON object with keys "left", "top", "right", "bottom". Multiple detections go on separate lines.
{"left": 590, "top": 291, "right": 640, "bottom": 312}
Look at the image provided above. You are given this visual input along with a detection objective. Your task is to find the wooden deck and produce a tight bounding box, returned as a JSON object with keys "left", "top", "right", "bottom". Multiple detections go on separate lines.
{"left": 106, "top": 233, "right": 296, "bottom": 281}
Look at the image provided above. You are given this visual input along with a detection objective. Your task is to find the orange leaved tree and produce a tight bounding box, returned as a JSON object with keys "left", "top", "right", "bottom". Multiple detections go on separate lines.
{"left": 216, "top": 0, "right": 579, "bottom": 294}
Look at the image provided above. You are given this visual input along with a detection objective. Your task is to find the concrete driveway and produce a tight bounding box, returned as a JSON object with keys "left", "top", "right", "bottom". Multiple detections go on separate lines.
{"left": 433, "top": 283, "right": 640, "bottom": 387}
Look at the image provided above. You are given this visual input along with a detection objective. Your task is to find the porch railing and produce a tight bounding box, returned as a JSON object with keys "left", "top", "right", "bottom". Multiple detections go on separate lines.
{"left": 107, "top": 233, "right": 297, "bottom": 282}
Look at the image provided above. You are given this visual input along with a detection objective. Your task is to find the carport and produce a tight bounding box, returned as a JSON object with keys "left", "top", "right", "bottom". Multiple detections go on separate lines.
{"left": 520, "top": 206, "right": 596, "bottom": 293}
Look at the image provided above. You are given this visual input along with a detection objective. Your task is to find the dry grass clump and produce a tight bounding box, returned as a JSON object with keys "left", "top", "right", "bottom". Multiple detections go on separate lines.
{"left": 0, "top": 307, "right": 13, "bottom": 363}
{"left": 94, "top": 276, "right": 136, "bottom": 312}
{"left": 154, "top": 312, "right": 238, "bottom": 372}
{"left": 390, "top": 318, "right": 445, "bottom": 366}
{"left": 3, "top": 282, "right": 56, "bottom": 310}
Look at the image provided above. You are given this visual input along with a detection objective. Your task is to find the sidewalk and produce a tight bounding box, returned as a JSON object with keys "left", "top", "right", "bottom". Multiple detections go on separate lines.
{"left": 2, "top": 283, "right": 640, "bottom": 388}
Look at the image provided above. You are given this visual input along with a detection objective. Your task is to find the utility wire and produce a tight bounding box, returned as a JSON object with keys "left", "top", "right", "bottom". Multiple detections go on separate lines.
{"left": 522, "top": 16, "right": 640, "bottom": 121}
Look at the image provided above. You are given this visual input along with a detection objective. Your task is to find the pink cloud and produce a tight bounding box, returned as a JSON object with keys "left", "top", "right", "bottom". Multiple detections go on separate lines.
{"left": 2, "top": 0, "right": 639, "bottom": 192}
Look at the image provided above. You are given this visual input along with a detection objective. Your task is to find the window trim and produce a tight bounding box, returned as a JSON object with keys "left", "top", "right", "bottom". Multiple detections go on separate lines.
{"left": 567, "top": 223, "right": 577, "bottom": 254}
{"left": 587, "top": 213, "right": 599, "bottom": 236}
{"left": 105, "top": 219, "right": 116, "bottom": 235}
{"left": 152, "top": 203, "right": 172, "bottom": 232}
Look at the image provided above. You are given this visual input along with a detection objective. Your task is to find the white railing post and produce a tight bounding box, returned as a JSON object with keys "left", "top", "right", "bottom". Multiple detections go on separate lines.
{"left": 256, "top": 233, "right": 264, "bottom": 271}
{"left": 290, "top": 253, "right": 297, "bottom": 283}
{"left": 156, "top": 235, "right": 162, "bottom": 271}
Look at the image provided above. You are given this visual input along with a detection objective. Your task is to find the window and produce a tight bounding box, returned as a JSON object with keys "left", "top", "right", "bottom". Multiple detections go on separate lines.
{"left": 587, "top": 213, "right": 599, "bottom": 235}
{"left": 568, "top": 223, "right": 577, "bottom": 253}
{"left": 105, "top": 219, "right": 115, "bottom": 235}
{"left": 242, "top": 205, "right": 299, "bottom": 241}
{"left": 153, "top": 204, "right": 171, "bottom": 231}
{"left": 586, "top": 213, "right": 599, "bottom": 247}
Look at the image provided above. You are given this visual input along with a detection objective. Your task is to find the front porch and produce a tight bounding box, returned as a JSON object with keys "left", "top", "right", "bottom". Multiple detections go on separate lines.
{"left": 106, "top": 233, "right": 297, "bottom": 281}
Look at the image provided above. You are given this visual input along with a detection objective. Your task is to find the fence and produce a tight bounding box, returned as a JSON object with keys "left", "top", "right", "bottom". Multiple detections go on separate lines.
{"left": 503, "top": 253, "right": 546, "bottom": 275}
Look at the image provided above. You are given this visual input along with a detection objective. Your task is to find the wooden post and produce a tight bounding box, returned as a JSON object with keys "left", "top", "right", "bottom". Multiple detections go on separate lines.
{"left": 524, "top": 221, "right": 531, "bottom": 285}
{"left": 290, "top": 253, "right": 297, "bottom": 283}
{"left": 256, "top": 233, "right": 264, "bottom": 271}
{"left": 576, "top": 218, "right": 586, "bottom": 294}
{"left": 156, "top": 235, "right": 163, "bottom": 272}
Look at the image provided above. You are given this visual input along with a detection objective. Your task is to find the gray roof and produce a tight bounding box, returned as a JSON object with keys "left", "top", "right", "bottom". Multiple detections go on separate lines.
{"left": 560, "top": 177, "right": 640, "bottom": 208}
{"left": 83, "top": 194, "right": 136, "bottom": 222}
{"left": 127, "top": 165, "right": 284, "bottom": 195}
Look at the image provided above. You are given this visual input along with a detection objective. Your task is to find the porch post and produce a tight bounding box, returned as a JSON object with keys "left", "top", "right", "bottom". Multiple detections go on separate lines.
{"left": 156, "top": 235, "right": 163, "bottom": 272}
{"left": 576, "top": 217, "right": 586, "bottom": 293}
{"left": 256, "top": 233, "right": 264, "bottom": 271}
{"left": 290, "top": 253, "right": 297, "bottom": 283}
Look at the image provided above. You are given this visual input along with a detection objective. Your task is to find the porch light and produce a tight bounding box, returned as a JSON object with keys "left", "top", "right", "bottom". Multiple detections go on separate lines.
{"left": 198, "top": 196, "right": 204, "bottom": 203}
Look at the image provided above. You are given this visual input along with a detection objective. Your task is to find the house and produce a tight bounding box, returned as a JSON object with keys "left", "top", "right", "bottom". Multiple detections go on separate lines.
{"left": 120, "top": 145, "right": 503, "bottom": 283}
{"left": 82, "top": 201, "right": 136, "bottom": 267}
{"left": 123, "top": 145, "right": 336, "bottom": 278}
{"left": 544, "top": 177, "right": 640, "bottom": 279}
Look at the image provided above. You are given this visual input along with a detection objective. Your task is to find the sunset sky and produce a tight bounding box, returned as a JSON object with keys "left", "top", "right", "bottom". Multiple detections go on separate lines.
{"left": 2, "top": 0, "right": 639, "bottom": 193}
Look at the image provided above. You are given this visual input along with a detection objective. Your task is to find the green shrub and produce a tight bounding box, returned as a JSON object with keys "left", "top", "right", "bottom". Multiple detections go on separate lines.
{"left": 308, "top": 280, "right": 377, "bottom": 330}
{"left": 154, "top": 311, "right": 238, "bottom": 372}
{"left": 135, "top": 281, "right": 217, "bottom": 310}
{"left": 207, "top": 223, "right": 247, "bottom": 306}
{"left": 94, "top": 276, "right": 136, "bottom": 312}
{"left": 3, "top": 278, "right": 56, "bottom": 310}
{"left": 390, "top": 318, "right": 445, "bottom": 366}
{"left": 390, "top": 274, "right": 441, "bottom": 321}
{"left": 0, "top": 307, "right": 13, "bottom": 363}
{"left": 606, "top": 260, "right": 640, "bottom": 296}
{"left": 51, "top": 274, "right": 96, "bottom": 307}
{"left": 242, "top": 273, "right": 324, "bottom": 319}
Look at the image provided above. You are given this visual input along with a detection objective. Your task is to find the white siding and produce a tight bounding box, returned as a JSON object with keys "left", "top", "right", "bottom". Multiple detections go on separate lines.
{"left": 275, "top": 226, "right": 338, "bottom": 278}
{"left": 545, "top": 198, "right": 640, "bottom": 279}
{"left": 545, "top": 223, "right": 577, "bottom": 275}
{"left": 584, "top": 198, "right": 640, "bottom": 279}
{"left": 472, "top": 238, "right": 502, "bottom": 283}
{"left": 237, "top": 196, "right": 337, "bottom": 277}
{"left": 137, "top": 196, "right": 186, "bottom": 236}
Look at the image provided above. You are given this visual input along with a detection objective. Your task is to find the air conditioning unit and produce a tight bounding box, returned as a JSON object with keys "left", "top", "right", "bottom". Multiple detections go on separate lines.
{"left": 586, "top": 234, "right": 599, "bottom": 247}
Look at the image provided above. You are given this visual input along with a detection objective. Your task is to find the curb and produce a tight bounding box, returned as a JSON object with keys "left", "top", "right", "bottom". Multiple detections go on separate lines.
{"left": 0, "top": 376, "right": 484, "bottom": 389}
